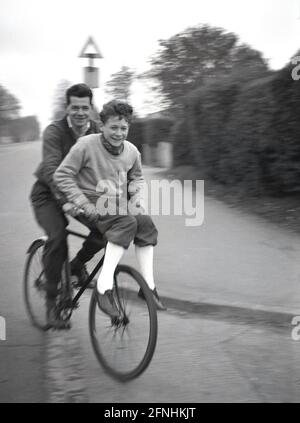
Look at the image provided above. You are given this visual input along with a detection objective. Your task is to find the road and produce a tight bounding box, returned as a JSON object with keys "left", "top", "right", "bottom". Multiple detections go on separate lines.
{"left": 0, "top": 141, "right": 300, "bottom": 403}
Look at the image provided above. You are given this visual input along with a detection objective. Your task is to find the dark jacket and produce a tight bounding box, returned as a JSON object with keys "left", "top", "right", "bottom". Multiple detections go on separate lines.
{"left": 31, "top": 117, "right": 100, "bottom": 206}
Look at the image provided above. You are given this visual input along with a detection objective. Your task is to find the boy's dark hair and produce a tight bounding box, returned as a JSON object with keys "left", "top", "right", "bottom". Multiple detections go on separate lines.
{"left": 66, "top": 83, "right": 93, "bottom": 105}
{"left": 100, "top": 100, "right": 133, "bottom": 124}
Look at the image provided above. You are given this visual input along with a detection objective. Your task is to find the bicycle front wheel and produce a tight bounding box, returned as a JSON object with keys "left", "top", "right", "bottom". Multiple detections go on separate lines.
{"left": 23, "top": 238, "right": 48, "bottom": 331}
{"left": 89, "top": 264, "right": 158, "bottom": 382}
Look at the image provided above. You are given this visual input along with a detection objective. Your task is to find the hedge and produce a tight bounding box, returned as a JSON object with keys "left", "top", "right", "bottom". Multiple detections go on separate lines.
{"left": 187, "top": 75, "right": 242, "bottom": 181}
{"left": 128, "top": 117, "right": 174, "bottom": 149}
{"left": 268, "top": 64, "right": 300, "bottom": 194}
{"left": 6, "top": 115, "right": 40, "bottom": 142}
{"left": 172, "top": 60, "right": 300, "bottom": 196}
{"left": 128, "top": 118, "right": 147, "bottom": 151}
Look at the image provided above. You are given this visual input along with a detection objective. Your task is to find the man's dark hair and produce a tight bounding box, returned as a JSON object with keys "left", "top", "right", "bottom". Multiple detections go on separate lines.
{"left": 66, "top": 83, "right": 93, "bottom": 105}
{"left": 99, "top": 100, "right": 133, "bottom": 124}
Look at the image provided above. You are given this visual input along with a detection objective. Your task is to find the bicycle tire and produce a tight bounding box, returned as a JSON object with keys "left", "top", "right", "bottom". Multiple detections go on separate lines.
{"left": 23, "top": 238, "right": 49, "bottom": 331}
{"left": 89, "top": 264, "right": 158, "bottom": 382}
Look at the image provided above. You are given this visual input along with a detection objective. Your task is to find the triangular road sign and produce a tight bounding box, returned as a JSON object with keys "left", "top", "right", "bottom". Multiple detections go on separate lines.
{"left": 79, "top": 36, "right": 103, "bottom": 58}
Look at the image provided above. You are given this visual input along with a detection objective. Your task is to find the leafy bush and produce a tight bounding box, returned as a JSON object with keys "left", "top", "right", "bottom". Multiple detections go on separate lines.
{"left": 220, "top": 74, "right": 275, "bottom": 193}
{"left": 7, "top": 115, "right": 40, "bottom": 142}
{"left": 144, "top": 117, "right": 174, "bottom": 147}
{"left": 128, "top": 118, "right": 147, "bottom": 151}
{"left": 188, "top": 75, "right": 242, "bottom": 182}
{"left": 173, "top": 62, "right": 300, "bottom": 197}
{"left": 170, "top": 113, "right": 195, "bottom": 167}
{"left": 267, "top": 64, "right": 300, "bottom": 194}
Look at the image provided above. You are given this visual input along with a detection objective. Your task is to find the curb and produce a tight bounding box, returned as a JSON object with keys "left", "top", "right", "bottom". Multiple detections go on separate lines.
{"left": 161, "top": 295, "right": 295, "bottom": 333}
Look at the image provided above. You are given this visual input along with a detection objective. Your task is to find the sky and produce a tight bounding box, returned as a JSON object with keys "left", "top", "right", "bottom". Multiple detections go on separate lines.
{"left": 1, "top": 0, "right": 300, "bottom": 129}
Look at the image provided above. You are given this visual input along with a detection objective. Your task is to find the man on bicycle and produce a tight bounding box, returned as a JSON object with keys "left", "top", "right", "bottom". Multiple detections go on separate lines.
{"left": 30, "top": 83, "right": 105, "bottom": 329}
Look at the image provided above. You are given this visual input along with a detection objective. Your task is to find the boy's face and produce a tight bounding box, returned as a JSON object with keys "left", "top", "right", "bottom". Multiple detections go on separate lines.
{"left": 66, "top": 96, "right": 92, "bottom": 130}
{"left": 101, "top": 116, "right": 129, "bottom": 147}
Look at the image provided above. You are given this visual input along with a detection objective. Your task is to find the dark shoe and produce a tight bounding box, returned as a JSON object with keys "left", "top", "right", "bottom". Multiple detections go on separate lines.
{"left": 138, "top": 287, "right": 167, "bottom": 311}
{"left": 46, "top": 298, "right": 71, "bottom": 330}
{"left": 96, "top": 289, "right": 120, "bottom": 318}
{"left": 70, "top": 258, "right": 95, "bottom": 289}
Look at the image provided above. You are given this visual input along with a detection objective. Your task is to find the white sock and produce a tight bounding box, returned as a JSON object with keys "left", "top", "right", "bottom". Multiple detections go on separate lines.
{"left": 97, "top": 242, "right": 125, "bottom": 294}
{"left": 135, "top": 245, "right": 155, "bottom": 290}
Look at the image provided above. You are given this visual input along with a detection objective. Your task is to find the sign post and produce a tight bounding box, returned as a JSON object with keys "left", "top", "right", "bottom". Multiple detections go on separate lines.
{"left": 79, "top": 36, "right": 103, "bottom": 88}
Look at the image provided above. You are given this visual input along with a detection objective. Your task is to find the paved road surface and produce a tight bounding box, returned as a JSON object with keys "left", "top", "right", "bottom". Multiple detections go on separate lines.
{"left": 1, "top": 141, "right": 300, "bottom": 402}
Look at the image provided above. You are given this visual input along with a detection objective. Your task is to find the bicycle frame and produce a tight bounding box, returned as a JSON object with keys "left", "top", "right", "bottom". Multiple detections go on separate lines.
{"left": 65, "top": 228, "right": 105, "bottom": 308}
{"left": 24, "top": 225, "right": 158, "bottom": 380}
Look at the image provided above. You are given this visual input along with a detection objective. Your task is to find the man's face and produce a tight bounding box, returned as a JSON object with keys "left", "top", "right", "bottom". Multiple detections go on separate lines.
{"left": 66, "top": 96, "right": 92, "bottom": 129}
{"left": 101, "top": 116, "right": 129, "bottom": 147}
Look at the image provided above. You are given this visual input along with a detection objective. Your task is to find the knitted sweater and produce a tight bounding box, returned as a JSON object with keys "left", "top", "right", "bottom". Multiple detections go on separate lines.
{"left": 53, "top": 134, "right": 144, "bottom": 210}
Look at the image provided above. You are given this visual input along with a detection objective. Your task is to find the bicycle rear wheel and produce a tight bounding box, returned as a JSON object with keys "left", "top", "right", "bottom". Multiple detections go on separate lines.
{"left": 23, "top": 238, "right": 48, "bottom": 331}
{"left": 89, "top": 264, "right": 158, "bottom": 382}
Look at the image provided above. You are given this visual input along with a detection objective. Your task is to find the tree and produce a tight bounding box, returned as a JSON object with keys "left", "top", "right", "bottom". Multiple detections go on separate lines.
{"left": 228, "top": 44, "right": 271, "bottom": 82}
{"left": 0, "top": 85, "right": 20, "bottom": 122}
{"left": 8, "top": 116, "right": 40, "bottom": 142}
{"left": 0, "top": 85, "right": 21, "bottom": 137}
{"left": 52, "top": 79, "right": 72, "bottom": 120}
{"left": 143, "top": 24, "right": 269, "bottom": 111}
{"left": 105, "top": 66, "right": 135, "bottom": 101}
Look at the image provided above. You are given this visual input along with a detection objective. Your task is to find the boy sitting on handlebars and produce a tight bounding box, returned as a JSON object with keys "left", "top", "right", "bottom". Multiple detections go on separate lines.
{"left": 54, "top": 100, "right": 166, "bottom": 316}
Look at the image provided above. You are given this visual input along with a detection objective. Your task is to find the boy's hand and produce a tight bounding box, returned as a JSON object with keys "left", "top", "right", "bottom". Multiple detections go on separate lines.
{"left": 134, "top": 200, "right": 146, "bottom": 215}
{"left": 81, "top": 202, "right": 99, "bottom": 223}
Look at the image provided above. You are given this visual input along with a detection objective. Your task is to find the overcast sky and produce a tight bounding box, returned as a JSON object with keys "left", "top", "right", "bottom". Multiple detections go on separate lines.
{"left": 1, "top": 0, "right": 299, "bottom": 128}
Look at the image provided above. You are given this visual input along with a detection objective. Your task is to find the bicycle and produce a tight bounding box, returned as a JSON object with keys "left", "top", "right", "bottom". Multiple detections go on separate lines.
{"left": 23, "top": 219, "right": 158, "bottom": 382}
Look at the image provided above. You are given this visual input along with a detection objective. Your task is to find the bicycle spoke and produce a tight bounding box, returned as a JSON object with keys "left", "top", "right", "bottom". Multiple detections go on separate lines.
{"left": 89, "top": 265, "right": 157, "bottom": 381}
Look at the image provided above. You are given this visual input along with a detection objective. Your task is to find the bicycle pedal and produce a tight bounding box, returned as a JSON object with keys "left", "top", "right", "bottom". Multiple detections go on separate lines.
{"left": 58, "top": 297, "right": 73, "bottom": 308}
{"left": 71, "top": 275, "right": 79, "bottom": 287}
{"left": 53, "top": 322, "right": 71, "bottom": 331}
{"left": 62, "top": 321, "right": 71, "bottom": 330}
{"left": 111, "top": 315, "right": 124, "bottom": 327}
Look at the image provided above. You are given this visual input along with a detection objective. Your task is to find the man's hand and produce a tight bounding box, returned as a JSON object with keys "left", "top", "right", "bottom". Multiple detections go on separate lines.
{"left": 62, "top": 202, "right": 84, "bottom": 217}
{"left": 81, "top": 202, "right": 99, "bottom": 223}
